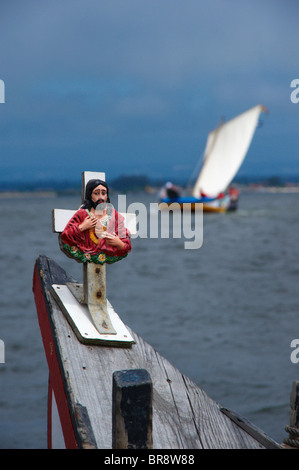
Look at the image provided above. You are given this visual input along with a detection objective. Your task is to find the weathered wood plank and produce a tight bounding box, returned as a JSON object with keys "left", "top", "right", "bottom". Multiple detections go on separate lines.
{"left": 48, "top": 299, "right": 187, "bottom": 448}
{"left": 34, "top": 255, "right": 279, "bottom": 449}
{"left": 220, "top": 407, "right": 280, "bottom": 449}
{"left": 283, "top": 381, "right": 299, "bottom": 448}
{"left": 155, "top": 354, "right": 268, "bottom": 449}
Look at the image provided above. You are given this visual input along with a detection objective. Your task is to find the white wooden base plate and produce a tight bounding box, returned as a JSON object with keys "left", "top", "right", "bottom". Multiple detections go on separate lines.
{"left": 51, "top": 284, "right": 134, "bottom": 348}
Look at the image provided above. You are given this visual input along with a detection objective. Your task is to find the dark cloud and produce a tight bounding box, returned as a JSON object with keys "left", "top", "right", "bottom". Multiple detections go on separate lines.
{"left": 0, "top": 0, "right": 298, "bottom": 181}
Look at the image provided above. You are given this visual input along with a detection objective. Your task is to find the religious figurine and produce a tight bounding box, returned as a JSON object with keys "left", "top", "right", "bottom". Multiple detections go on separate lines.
{"left": 59, "top": 179, "right": 132, "bottom": 264}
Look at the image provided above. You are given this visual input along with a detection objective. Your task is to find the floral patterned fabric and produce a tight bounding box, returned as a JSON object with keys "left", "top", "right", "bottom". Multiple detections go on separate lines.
{"left": 59, "top": 208, "right": 131, "bottom": 264}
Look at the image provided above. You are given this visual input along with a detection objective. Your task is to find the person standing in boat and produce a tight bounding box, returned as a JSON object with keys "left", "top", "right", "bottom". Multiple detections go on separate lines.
{"left": 165, "top": 182, "right": 180, "bottom": 199}
{"left": 228, "top": 186, "right": 239, "bottom": 202}
{"left": 159, "top": 181, "right": 181, "bottom": 200}
{"left": 59, "top": 179, "right": 132, "bottom": 264}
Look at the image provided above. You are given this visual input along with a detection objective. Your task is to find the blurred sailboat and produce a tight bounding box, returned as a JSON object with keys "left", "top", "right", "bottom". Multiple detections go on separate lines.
{"left": 159, "top": 104, "right": 267, "bottom": 212}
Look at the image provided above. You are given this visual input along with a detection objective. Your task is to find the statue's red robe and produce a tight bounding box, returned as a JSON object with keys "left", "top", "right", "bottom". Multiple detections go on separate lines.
{"left": 60, "top": 208, "right": 132, "bottom": 264}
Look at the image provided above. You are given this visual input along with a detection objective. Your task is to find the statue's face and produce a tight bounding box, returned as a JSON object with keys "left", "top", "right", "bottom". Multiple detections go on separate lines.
{"left": 91, "top": 184, "right": 108, "bottom": 206}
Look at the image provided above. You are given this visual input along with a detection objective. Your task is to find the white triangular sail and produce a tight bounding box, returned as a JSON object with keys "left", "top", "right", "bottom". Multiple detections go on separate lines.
{"left": 192, "top": 105, "right": 265, "bottom": 198}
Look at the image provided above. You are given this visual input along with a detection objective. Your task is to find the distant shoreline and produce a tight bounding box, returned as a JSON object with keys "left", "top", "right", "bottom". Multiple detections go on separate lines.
{"left": 1, "top": 185, "right": 299, "bottom": 199}
{"left": 0, "top": 191, "right": 57, "bottom": 198}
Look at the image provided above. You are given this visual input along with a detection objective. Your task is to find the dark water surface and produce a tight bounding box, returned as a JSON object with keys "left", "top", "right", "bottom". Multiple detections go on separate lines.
{"left": 0, "top": 190, "right": 298, "bottom": 448}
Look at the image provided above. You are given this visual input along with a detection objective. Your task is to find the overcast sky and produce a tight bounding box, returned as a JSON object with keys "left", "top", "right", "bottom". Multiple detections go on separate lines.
{"left": 0, "top": 0, "right": 298, "bottom": 184}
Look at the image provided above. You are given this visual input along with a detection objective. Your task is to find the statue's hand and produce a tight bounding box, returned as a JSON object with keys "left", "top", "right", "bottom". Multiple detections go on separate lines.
{"left": 102, "top": 232, "right": 125, "bottom": 250}
{"left": 79, "top": 215, "right": 97, "bottom": 232}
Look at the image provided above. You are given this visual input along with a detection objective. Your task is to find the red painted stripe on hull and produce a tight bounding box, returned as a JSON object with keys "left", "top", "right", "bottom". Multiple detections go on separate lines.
{"left": 33, "top": 263, "right": 78, "bottom": 449}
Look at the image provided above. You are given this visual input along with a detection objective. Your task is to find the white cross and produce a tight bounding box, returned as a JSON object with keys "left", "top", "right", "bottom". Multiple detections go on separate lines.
{"left": 52, "top": 171, "right": 136, "bottom": 344}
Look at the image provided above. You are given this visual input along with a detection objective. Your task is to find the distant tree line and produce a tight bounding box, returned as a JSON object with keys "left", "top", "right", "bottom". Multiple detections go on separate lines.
{"left": 0, "top": 174, "right": 298, "bottom": 193}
